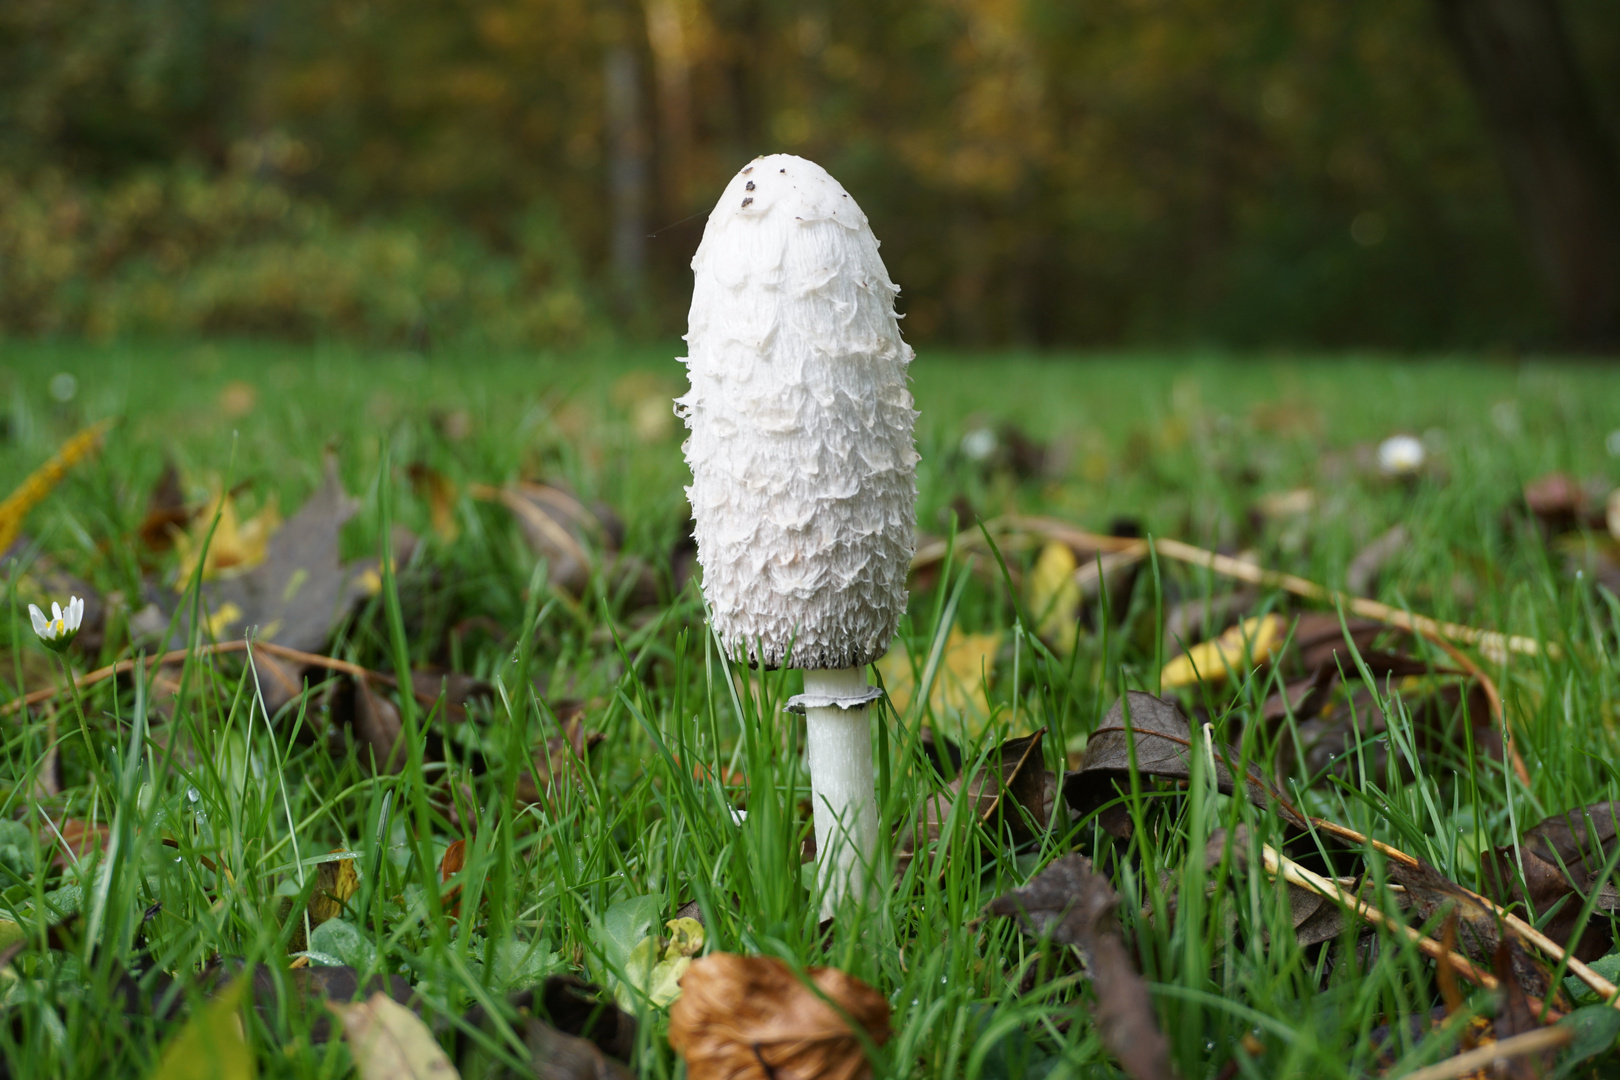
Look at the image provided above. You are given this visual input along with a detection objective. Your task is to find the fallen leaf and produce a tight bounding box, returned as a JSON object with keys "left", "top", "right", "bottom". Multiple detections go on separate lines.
{"left": 352, "top": 676, "right": 405, "bottom": 773}
{"left": 1345, "top": 525, "right": 1409, "bottom": 597}
{"left": 148, "top": 976, "right": 255, "bottom": 1080}
{"left": 50, "top": 818, "right": 111, "bottom": 870}
{"left": 0, "top": 419, "right": 114, "bottom": 555}
{"left": 173, "top": 485, "right": 282, "bottom": 583}
{"left": 198, "top": 458, "right": 372, "bottom": 650}
{"left": 473, "top": 481, "right": 611, "bottom": 595}
{"left": 1388, "top": 857, "right": 1552, "bottom": 998}
{"left": 668, "top": 953, "right": 891, "bottom": 1080}
{"left": 1482, "top": 802, "right": 1620, "bottom": 961}
{"left": 137, "top": 460, "right": 190, "bottom": 553}
{"left": 330, "top": 991, "right": 459, "bottom": 1079}
{"left": 897, "top": 729, "right": 1053, "bottom": 876}
{"left": 516, "top": 711, "right": 603, "bottom": 804}
{"left": 308, "top": 851, "right": 359, "bottom": 926}
{"left": 876, "top": 626, "right": 1001, "bottom": 734}
{"left": 1160, "top": 613, "right": 1285, "bottom": 689}
{"left": 1062, "top": 692, "right": 1308, "bottom": 838}
{"left": 456, "top": 977, "right": 636, "bottom": 1079}
{"left": 408, "top": 463, "right": 460, "bottom": 543}
{"left": 440, "top": 838, "right": 467, "bottom": 917}
{"left": 1027, "top": 542, "right": 1081, "bottom": 654}
{"left": 987, "top": 855, "right": 1175, "bottom": 1080}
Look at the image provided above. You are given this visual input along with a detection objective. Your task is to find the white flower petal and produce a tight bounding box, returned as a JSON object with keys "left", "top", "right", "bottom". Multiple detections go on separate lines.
{"left": 29, "top": 605, "right": 48, "bottom": 636}
{"left": 66, "top": 596, "right": 83, "bottom": 631}
{"left": 51, "top": 602, "right": 63, "bottom": 625}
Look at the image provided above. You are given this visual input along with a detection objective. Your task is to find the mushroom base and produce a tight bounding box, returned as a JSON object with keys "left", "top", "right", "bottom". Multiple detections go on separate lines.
{"left": 802, "top": 666, "right": 881, "bottom": 917}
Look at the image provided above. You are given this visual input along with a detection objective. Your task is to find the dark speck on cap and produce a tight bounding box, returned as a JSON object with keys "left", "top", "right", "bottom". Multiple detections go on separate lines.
{"left": 745, "top": 181, "right": 755, "bottom": 191}
{"left": 742, "top": 197, "right": 753, "bottom": 207}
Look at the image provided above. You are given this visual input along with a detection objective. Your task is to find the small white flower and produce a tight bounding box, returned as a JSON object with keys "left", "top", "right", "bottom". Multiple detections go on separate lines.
{"left": 1377, "top": 434, "right": 1426, "bottom": 477}
{"left": 960, "top": 427, "right": 997, "bottom": 463}
{"left": 29, "top": 596, "right": 84, "bottom": 652}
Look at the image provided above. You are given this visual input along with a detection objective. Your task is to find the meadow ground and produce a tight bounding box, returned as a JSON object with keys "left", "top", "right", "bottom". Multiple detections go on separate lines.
{"left": 0, "top": 340, "right": 1617, "bottom": 1078}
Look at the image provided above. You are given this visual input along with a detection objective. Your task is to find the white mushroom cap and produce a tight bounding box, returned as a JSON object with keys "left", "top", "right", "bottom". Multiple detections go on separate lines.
{"left": 677, "top": 154, "right": 919, "bottom": 670}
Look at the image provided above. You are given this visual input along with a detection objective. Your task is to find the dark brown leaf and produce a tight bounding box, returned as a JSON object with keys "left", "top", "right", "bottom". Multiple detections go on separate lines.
{"left": 136, "top": 461, "right": 189, "bottom": 553}
{"left": 202, "top": 457, "right": 370, "bottom": 651}
{"left": 668, "top": 953, "right": 891, "bottom": 1080}
{"left": 1480, "top": 802, "right": 1620, "bottom": 960}
{"left": 896, "top": 729, "right": 1052, "bottom": 876}
{"left": 457, "top": 977, "right": 637, "bottom": 1079}
{"left": 1387, "top": 858, "right": 1552, "bottom": 998}
{"left": 352, "top": 675, "right": 405, "bottom": 773}
{"left": 987, "top": 854, "right": 1176, "bottom": 1080}
{"left": 1062, "top": 692, "right": 1307, "bottom": 838}
{"left": 516, "top": 710, "right": 603, "bottom": 804}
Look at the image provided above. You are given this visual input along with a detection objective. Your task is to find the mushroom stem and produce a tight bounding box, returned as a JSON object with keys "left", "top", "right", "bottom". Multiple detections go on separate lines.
{"left": 801, "top": 666, "right": 881, "bottom": 916}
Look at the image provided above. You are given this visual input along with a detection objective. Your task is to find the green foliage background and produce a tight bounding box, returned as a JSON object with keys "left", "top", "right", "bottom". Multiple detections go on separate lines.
{"left": 2, "top": 0, "right": 1617, "bottom": 347}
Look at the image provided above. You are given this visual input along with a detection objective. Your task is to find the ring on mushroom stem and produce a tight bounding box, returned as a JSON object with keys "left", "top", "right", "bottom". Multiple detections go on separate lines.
{"left": 678, "top": 154, "right": 919, "bottom": 917}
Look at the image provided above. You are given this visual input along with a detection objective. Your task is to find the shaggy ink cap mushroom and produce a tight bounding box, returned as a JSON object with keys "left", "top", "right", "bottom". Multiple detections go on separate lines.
{"left": 677, "top": 154, "right": 919, "bottom": 913}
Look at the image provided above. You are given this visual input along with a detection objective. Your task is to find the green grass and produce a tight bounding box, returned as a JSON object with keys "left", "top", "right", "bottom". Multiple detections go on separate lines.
{"left": 0, "top": 339, "right": 1617, "bottom": 1078}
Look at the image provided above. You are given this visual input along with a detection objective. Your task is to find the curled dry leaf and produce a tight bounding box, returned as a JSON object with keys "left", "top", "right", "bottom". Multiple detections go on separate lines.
{"left": 897, "top": 729, "right": 1053, "bottom": 877}
{"left": 1062, "top": 692, "right": 1307, "bottom": 838}
{"left": 309, "top": 850, "right": 359, "bottom": 925}
{"left": 1160, "top": 613, "right": 1285, "bottom": 689}
{"left": 987, "top": 854, "right": 1176, "bottom": 1080}
{"left": 1482, "top": 802, "right": 1620, "bottom": 961}
{"left": 667, "top": 953, "right": 890, "bottom": 1080}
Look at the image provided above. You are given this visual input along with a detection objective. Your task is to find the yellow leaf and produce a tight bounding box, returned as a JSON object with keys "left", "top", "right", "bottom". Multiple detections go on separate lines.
{"left": 148, "top": 977, "right": 255, "bottom": 1080}
{"left": 0, "top": 419, "right": 114, "bottom": 554}
{"left": 1026, "top": 542, "right": 1080, "bottom": 654}
{"left": 1160, "top": 614, "right": 1285, "bottom": 689}
{"left": 308, "top": 850, "right": 360, "bottom": 925}
{"left": 877, "top": 626, "right": 1002, "bottom": 736}
{"left": 172, "top": 486, "right": 281, "bottom": 587}
{"left": 329, "top": 992, "right": 459, "bottom": 1080}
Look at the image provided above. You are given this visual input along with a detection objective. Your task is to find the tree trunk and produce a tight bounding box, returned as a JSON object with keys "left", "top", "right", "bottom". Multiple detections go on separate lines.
{"left": 604, "top": 42, "right": 648, "bottom": 305}
{"left": 1435, "top": 0, "right": 1620, "bottom": 348}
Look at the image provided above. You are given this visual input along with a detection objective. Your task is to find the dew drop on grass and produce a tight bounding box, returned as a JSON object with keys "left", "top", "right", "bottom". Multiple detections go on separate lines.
{"left": 186, "top": 787, "right": 200, "bottom": 803}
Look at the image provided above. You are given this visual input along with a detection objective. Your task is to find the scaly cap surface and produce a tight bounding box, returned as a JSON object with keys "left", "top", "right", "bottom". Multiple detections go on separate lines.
{"left": 677, "top": 155, "right": 918, "bottom": 670}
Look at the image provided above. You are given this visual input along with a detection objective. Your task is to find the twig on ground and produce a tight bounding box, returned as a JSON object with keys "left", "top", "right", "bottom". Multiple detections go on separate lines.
{"left": 1305, "top": 817, "right": 1620, "bottom": 1007}
{"left": 1399, "top": 1026, "right": 1572, "bottom": 1080}
{"left": 1, "top": 639, "right": 433, "bottom": 717}
{"left": 912, "top": 516, "right": 1555, "bottom": 659}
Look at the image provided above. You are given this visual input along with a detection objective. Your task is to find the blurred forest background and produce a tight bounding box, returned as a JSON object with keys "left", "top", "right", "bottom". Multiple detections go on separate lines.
{"left": 3, "top": 0, "right": 1619, "bottom": 351}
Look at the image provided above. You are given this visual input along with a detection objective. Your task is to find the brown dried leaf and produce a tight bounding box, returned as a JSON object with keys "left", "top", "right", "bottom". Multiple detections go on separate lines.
{"left": 456, "top": 977, "right": 637, "bottom": 1079}
{"left": 1387, "top": 858, "right": 1552, "bottom": 998}
{"left": 668, "top": 953, "right": 890, "bottom": 1080}
{"left": 896, "top": 730, "right": 1052, "bottom": 877}
{"left": 353, "top": 675, "right": 405, "bottom": 774}
{"left": 987, "top": 854, "right": 1175, "bottom": 1080}
{"left": 516, "top": 710, "right": 603, "bottom": 804}
{"left": 50, "top": 819, "right": 110, "bottom": 870}
{"left": 1062, "top": 692, "right": 1307, "bottom": 838}
{"left": 136, "top": 460, "right": 189, "bottom": 553}
{"left": 440, "top": 838, "right": 467, "bottom": 918}
{"left": 474, "top": 481, "right": 608, "bottom": 595}
{"left": 1480, "top": 802, "right": 1620, "bottom": 960}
